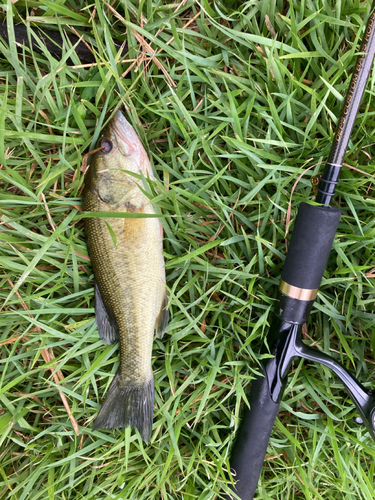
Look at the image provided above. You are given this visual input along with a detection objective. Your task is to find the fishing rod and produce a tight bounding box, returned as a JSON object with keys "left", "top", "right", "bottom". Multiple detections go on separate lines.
{"left": 227, "top": 5, "right": 375, "bottom": 500}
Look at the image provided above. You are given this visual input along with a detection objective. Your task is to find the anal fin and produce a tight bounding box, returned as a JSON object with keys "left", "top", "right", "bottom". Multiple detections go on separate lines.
{"left": 155, "top": 293, "right": 169, "bottom": 339}
{"left": 95, "top": 282, "right": 119, "bottom": 344}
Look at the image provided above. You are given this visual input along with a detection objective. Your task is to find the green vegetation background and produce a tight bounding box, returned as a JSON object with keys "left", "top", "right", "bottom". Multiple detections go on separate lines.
{"left": 1, "top": 0, "right": 375, "bottom": 498}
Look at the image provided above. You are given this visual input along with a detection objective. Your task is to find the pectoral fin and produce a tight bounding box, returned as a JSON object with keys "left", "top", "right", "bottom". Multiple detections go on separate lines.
{"left": 155, "top": 293, "right": 169, "bottom": 339}
{"left": 95, "top": 283, "right": 119, "bottom": 344}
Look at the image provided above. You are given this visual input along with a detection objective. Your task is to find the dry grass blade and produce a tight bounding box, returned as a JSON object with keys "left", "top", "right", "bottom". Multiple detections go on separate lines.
{"left": 105, "top": 2, "right": 176, "bottom": 87}
{"left": 6, "top": 278, "right": 79, "bottom": 436}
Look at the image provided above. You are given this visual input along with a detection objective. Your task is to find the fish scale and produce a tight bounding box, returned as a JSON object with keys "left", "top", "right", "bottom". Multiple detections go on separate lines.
{"left": 83, "top": 110, "right": 168, "bottom": 441}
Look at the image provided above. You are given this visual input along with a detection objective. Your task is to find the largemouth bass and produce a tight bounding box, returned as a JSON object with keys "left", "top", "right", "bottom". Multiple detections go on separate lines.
{"left": 83, "top": 110, "right": 168, "bottom": 441}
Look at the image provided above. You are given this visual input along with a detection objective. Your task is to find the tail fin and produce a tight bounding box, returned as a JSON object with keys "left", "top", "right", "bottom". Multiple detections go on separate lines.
{"left": 93, "top": 373, "right": 154, "bottom": 442}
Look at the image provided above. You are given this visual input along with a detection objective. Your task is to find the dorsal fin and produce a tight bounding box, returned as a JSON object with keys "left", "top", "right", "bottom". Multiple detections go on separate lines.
{"left": 95, "top": 283, "right": 119, "bottom": 344}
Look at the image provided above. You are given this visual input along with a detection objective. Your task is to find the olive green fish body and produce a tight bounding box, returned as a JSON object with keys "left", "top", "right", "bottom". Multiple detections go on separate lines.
{"left": 84, "top": 111, "right": 168, "bottom": 440}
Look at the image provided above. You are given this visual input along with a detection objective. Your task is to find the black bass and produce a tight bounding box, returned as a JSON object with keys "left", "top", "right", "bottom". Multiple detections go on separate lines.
{"left": 83, "top": 110, "right": 168, "bottom": 441}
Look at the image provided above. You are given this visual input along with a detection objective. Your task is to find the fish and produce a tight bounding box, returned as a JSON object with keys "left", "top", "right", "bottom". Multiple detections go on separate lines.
{"left": 83, "top": 110, "right": 168, "bottom": 441}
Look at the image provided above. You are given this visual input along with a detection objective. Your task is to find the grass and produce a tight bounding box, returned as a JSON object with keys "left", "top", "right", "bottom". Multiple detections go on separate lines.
{"left": 1, "top": 0, "right": 375, "bottom": 498}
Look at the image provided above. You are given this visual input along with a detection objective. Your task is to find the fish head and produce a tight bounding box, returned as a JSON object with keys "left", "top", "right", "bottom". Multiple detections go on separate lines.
{"left": 85, "top": 111, "right": 154, "bottom": 207}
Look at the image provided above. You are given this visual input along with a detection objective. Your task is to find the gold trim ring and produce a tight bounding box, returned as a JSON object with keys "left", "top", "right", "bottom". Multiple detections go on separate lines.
{"left": 279, "top": 280, "right": 318, "bottom": 301}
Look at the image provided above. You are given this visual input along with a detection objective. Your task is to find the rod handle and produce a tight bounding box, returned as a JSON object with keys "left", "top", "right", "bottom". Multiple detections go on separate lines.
{"left": 228, "top": 370, "right": 280, "bottom": 500}
{"left": 281, "top": 203, "right": 341, "bottom": 291}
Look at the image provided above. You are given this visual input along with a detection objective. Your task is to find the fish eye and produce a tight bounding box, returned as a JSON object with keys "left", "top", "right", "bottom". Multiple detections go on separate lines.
{"left": 101, "top": 139, "right": 112, "bottom": 153}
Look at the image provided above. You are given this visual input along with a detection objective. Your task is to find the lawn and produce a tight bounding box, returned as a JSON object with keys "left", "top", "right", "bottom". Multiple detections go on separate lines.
{"left": 1, "top": 1, "right": 375, "bottom": 499}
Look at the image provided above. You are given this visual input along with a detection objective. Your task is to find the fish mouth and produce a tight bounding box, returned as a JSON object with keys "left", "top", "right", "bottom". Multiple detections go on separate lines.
{"left": 106, "top": 110, "right": 153, "bottom": 177}
{"left": 112, "top": 110, "right": 131, "bottom": 132}
{"left": 109, "top": 110, "right": 140, "bottom": 156}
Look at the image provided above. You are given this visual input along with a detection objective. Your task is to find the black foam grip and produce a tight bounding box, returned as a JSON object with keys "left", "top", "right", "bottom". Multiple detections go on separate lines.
{"left": 281, "top": 203, "right": 341, "bottom": 290}
{"left": 228, "top": 371, "right": 280, "bottom": 500}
